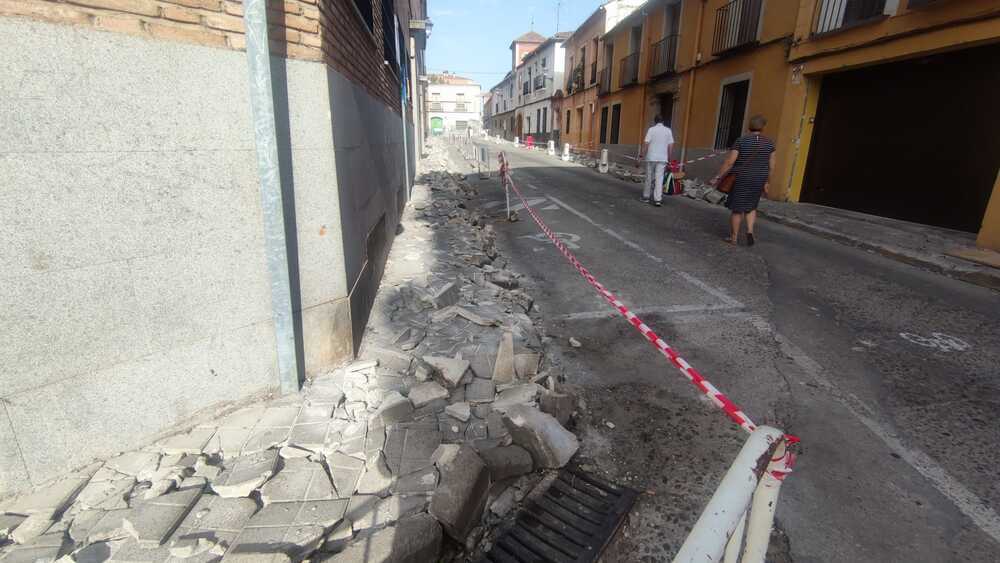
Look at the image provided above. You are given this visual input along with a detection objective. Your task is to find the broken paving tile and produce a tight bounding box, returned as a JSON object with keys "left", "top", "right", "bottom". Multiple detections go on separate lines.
{"left": 76, "top": 473, "right": 136, "bottom": 510}
{"left": 422, "top": 356, "right": 470, "bottom": 388}
{"left": 466, "top": 420, "right": 488, "bottom": 441}
{"left": 355, "top": 454, "right": 393, "bottom": 497}
{"left": 122, "top": 479, "right": 204, "bottom": 547}
{"left": 391, "top": 466, "right": 438, "bottom": 496}
{"left": 295, "top": 405, "right": 334, "bottom": 425}
{"left": 444, "top": 402, "right": 471, "bottom": 422}
{"left": 429, "top": 282, "right": 459, "bottom": 309}
{"left": 326, "top": 513, "right": 440, "bottom": 562}
{"left": 158, "top": 429, "right": 216, "bottom": 456}
{"left": 287, "top": 422, "right": 330, "bottom": 452}
{"left": 105, "top": 452, "right": 161, "bottom": 480}
{"left": 180, "top": 496, "right": 257, "bottom": 532}
{"left": 429, "top": 446, "right": 490, "bottom": 542}
{"left": 216, "top": 407, "right": 265, "bottom": 429}
{"left": 513, "top": 353, "right": 541, "bottom": 378}
{"left": 491, "top": 383, "right": 542, "bottom": 412}
{"left": 350, "top": 495, "right": 428, "bottom": 533}
{"left": 325, "top": 453, "right": 364, "bottom": 500}
{"left": 256, "top": 407, "right": 301, "bottom": 429}
{"left": 503, "top": 405, "right": 578, "bottom": 469}
{"left": 465, "top": 378, "right": 495, "bottom": 403}
{"left": 259, "top": 459, "right": 335, "bottom": 505}
{"left": 492, "top": 331, "right": 515, "bottom": 384}
{"left": 212, "top": 428, "right": 253, "bottom": 459}
{"left": 319, "top": 520, "right": 353, "bottom": 553}
{"left": 4, "top": 464, "right": 99, "bottom": 517}
{"left": 211, "top": 450, "right": 279, "bottom": 498}
{"left": 407, "top": 382, "right": 449, "bottom": 408}
{"left": 368, "top": 392, "right": 413, "bottom": 428}
{"left": 393, "top": 327, "right": 426, "bottom": 351}
{"left": 9, "top": 513, "right": 53, "bottom": 544}
{"left": 438, "top": 417, "right": 468, "bottom": 443}
{"left": 240, "top": 427, "right": 290, "bottom": 456}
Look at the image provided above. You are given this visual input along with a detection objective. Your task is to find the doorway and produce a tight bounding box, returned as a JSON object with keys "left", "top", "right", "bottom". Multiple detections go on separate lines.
{"left": 599, "top": 106, "right": 609, "bottom": 144}
{"left": 610, "top": 103, "right": 622, "bottom": 145}
{"left": 714, "top": 79, "right": 749, "bottom": 149}
{"left": 657, "top": 93, "right": 674, "bottom": 126}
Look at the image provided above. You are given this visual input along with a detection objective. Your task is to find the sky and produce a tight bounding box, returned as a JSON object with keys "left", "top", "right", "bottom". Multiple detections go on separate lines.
{"left": 426, "top": 0, "right": 607, "bottom": 90}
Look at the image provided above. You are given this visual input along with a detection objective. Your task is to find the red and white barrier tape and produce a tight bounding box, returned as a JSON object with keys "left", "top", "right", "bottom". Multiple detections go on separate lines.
{"left": 498, "top": 152, "right": 789, "bottom": 440}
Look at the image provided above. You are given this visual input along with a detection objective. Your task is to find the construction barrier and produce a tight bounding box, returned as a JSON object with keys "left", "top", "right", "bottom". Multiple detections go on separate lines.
{"left": 496, "top": 150, "right": 798, "bottom": 561}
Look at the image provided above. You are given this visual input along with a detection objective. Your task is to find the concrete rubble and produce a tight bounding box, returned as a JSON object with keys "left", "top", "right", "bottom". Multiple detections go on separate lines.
{"left": 0, "top": 142, "right": 580, "bottom": 563}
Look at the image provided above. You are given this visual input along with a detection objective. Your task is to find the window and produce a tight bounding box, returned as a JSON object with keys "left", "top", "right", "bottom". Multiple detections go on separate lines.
{"left": 610, "top": 103, "right": 621, "bottom": 144}
{"left": 814, "top": 0, "right": 888, "bottom": 34}
{"left": 381, "top": 0, "right": 397, "bottom": 73}
{"left": 566, "top": 109, "right": 571, "bottom": 133}
{"left": 542, "top": 57, "right": 547, "bottom": 68}
{"left": 599, "top": 106, "right": 609, "bottom": 143}
{"left": 712, "top": 0, "right": 763, "bottom": 55}
{"left": 456, "top": 120, "right": 468, "bottom": 131}
{"left": 542, "top": 108, "right": 547, "bottom": 133}
{"left": 456, "top": 103, "right": 467, "bottom": 112}
{"left": 527, "top": 116, "right": 532, "bottom": 133}
{"left": 430, "top": 102, "right": 442, "bottom": 111}
{"left": 714, "top": 79, "right": 750, "bottom": 149}
{"left": 351, "top": 0, "right": 373, "bottom": 31}
{"left": 536, "top": 109, "right": 541, "bottom": 133}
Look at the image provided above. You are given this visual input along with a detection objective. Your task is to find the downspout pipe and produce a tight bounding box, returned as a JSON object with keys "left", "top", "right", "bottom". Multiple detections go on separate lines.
{"left": 679, "top": 0, "right": 706, "bottom": 167}
{"left": 242, "top": 0, "right": 301, "bottom": 394}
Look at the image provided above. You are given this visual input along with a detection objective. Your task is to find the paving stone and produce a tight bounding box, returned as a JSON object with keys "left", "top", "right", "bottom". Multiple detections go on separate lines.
{"left": 492, "top": 331, "right": 515, "bottom": 384}
{"left": 492, "top": 383, "right": 542, "bottom": 412}
{"left": 410, "top": 398, "right": 447, "bottom": 420}
{"left": 9, "top": 513, "right": 53, "bottom": 544}
{"left": 83, "top": 508, "right": 132, "bottom": 543}
{"left": 325, "top": 453, "right": 364, "bottom": 500}
{"left": 407, "top": 382, "right": 449, "bottom": 408}
{"left": 390, "top": 466, "right": 438, "bottom": 496}
{"left": 241, "top": 427, "right": 290, "bottom": 455}
{"left": 421, "top": 356, "right": 470, "bottom": 389}
{"left": 464, "top": 378, "right": 495, "bottom": 404}
{"left": 110, "top": 537, "right": 172, "bottom": 562}
{"left": 438, "top": 417, "right": 467, "bottom": 443}
{"left": 211, "top": 428, "right": 254, "bottom": 459}
{"left": 503, "top": 405, "right": 578, "bottom": 469}
{"left": 463, "top": 343, "right": 496, "bottom": 380}
{"left": 411, "top": 357, "right": 437, "bottom": 382}
{"left": 326, "top": 513, "right": 441, "bottom": 562}
{"left": 3, "top": 465, "right": 98, "bottom": 517}
{"left": 361, "top": 347, "right": 413, "bottom": 376}
{"left": 365, "top": 426, "right": 386, "bottom": 458}
{"left": 489, "top": 487, "right": 517, "bottom": 518}
{"left": 479, "top": 446, "right": 533, "bottom": 482}
{"left": 356, "top": 454, "right": 394, "bottom": 497}
{"left": 539, "top": 390, "right": 575, "bottom": 427}
{"left": 211, "top": 450, "right": 279, "bottom": 498}
{"left": 486, "top": 411, "right": 509, "bottom": 439}
{"left": 216, "top": 407, "right": 266, "bottom": 429}
{"left": 76, "top": 474, "right": 136, "bottom": 510}
{"left": 318, "top": 520, "right": 352, "bottom": 553}
{"left": 444, "top": 402, "right": 471, "bottom": 422}
{"left": 105, "top": 452, "right": 162, "bottom": 480}
{"left": 471, "top": 404, "right": 492, "bottom": 419}
{"left": 259, "top": 460, "right": 335, "bottom": 505}
{"left": 368, "top": 392, "right": 413, "bottom": 428}
{"left": 305, "top": 382, "right": 345, "bottom": 407}
{"left": 335, "top": 421, "right": 367, "bottom": 457}
{"left": 180, "top": 496, "right": 257, "bottom": 532}
{"left": 277, "top": 446, "right": 312, "bottom": 461}
{"left": 393, "top": 327, "right": 427, "bottom": 351}
{"left": 1, "top": 543, "right": 66, "bottom": 563}
{"left": 1, "top": 513, "right": 27, "bottom": 541}
{"left": 466, "top": 420, "right": 489, "bottom": 441}
{"left": 401, "top": 429, "right": 441, "bottom": 471}
{"left": 257, "top": 407, "right": 301, "bottom": 429}
{"left": 429, "top": 446, "right": 490, "bottom": 542}
{"left": 287, "top": 422, "right": 330, "bottom": 452}
{"left": 350, "top": 495, "right": 429, "bottom": 533}
{"left": 223, "top": 524, "right": 324, "bottom": 563}
{"left": 513, "top": 353, "right": 541, "bottom": 378}
{"left": 430, "top": 282, "right": 459, "bottom": 309}
{"left": 158, "top": 430, "right": 217, "bottom": 456}
{"left": 295, "top": 405, "right": 334, "bottom": 425}
{"left": 429, "top": 445, "right": 460, "bottom": 468}
{"left": 72, "top": 540, "right": 118, "bottom": 563}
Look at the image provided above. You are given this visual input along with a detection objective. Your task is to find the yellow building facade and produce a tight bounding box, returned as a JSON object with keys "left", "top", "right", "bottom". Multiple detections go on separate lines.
{"left": 560, "top": 7, "right": 604, "bottom": 150}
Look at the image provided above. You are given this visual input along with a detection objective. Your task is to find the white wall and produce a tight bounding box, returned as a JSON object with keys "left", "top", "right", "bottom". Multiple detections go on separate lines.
{"left": 428, "top": 83, "right": 482, "bottom": 133}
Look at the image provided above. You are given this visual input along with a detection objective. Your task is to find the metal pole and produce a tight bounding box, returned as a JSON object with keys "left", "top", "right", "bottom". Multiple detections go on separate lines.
{"left": 673, "top": 426, "right": 784, "bottom": 563}
{"left": 242, "top": 0, "right": 300, "bottom": 394}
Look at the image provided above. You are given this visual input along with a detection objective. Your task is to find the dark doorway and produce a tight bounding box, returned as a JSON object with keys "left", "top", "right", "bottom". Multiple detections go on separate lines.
{"left": 599, "top": 106, "right": 609, "bottom": 143}
{"left": 610, "top": 103, "right": 622, "bottom": 144}
{"left": 802, "top": 42, "right": 1000, "bottom": 233}
{"left": 658, "top": 93, "right": 674, "bottom": 126}
{"left": 714, "top": 79, "right": 749, "bottom": 149}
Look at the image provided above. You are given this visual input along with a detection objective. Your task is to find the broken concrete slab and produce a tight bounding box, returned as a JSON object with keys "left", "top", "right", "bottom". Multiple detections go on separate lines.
{"left": 539, "top": 390, "right": 575, "bottom": 427}
{"left": 278, "top": 446, "right": 312, "bottom": 460}
{"left": 350, "top": 495, "right": 428, "bottom": 533}
{"left": 211, "top": 450, "right": 279, "bottom": 498}
{"left": 513, "top": 353, "right": 540, "bottom": 378}
{"left": 295, "top": 405, "right": 334, "bottom": 425}
{"left": 492, "top": 331, "right": 515, "bottom": 384}
{"left": 393, "top": 327, "right": 427, "bottom": 352}
{"left": 429, "top": 446, "right": 490, "bottom": 543}
{"left": 390, "top": 466, "right": 438, "bottom": 496}
{"left": 489, "top": 487, "right": 517, "bottom": 518}
{"left": 444, "top": 402, "right": 471, "bottom": 422}
{"left": 319, "top": 519, "right": 353, "bottom": 553}
{"left": 491, "top": 383, "right": 542, "bottom": 412}
{"left": 464, "top": 378, "right": 495, "bottom": 404}
{"left": 486, "top": 411, "right": 509, "bottom": 440}
{"left": 360, "top": 347, "right": 413, "bottom": 376}
{"left": 503, "top": 405, "right": 578, "bottom": 469}
{"left": 240, "top": 427, "right": 291, "bottom": 455}
{"left": 180, "top": 496, "right": 257, "bottom": 532}
{"left": 325, "top": 453, "right": 364, "bottom": 500}
{"left": 158, "top": 429, "right": 217, "bottom": 456}
{"left": 224, "top": 524, "right": 324, "bottom": 563}
{"left": 407, "top": 382, "right": 449, "bottom": 408}
{"left": 259, "top": 459, "right": 335, "bottom": 505}
{"left": 9, "top": 513, "right": 53, "bottom": 544}
{"left": 421, "top": 356, "right": 470, "bottom": 388}
{"left": 368, "top": 392, "right": 414, "bottom": 428}
{"left": 76, "top": 473, "right": 136, "bottom": 511}
{"left": 465, "top": 420, "right": 488, "bottom": 441}
{"left": 326, "top": 513, "right": 441, "bottom": 562}
{"left": 430, "top": 444, "right": 460, "bottom": 468}
{"left": 3, "top": 464, "right": 98, "bottom": 517}
{"left": 287, "top": 422, "right": 330, "bottom": 452}
{"left": 356, "top": 454, "right": 393, "bottom": 497}
{"left": 430, "top": 282, "right": 459, "bottom": 309}
{"left": 105, "top": 452, "right": 161, "bottom": 480}
{"left": 123, "top": 479, "right": 204, "bottom": 547}
{"left": 479, "top": 446, "right": 533, "bottom": 482}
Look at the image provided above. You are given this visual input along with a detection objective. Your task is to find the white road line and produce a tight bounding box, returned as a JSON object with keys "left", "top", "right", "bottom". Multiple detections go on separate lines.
{"left": 554, "top": 303, "right": 743, "bottom": 321}
{"left": 544, "top": 194, "right": 743, "bottom": 308}
{"left": 748, "top": 317, "right": 1000, "bottom": 545}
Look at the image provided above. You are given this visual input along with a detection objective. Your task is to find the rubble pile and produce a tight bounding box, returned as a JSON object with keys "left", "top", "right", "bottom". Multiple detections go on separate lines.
{"left": 0, "top": 142, "right": 579, "bottom": 563}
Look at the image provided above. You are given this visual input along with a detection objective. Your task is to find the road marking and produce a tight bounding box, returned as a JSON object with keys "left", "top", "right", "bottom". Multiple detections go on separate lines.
{"left": 900, "top": 332, "right": 971, "bottom": 352}
{"left": 749, "top": 317, "right": 1000, "bottom": 545}
{"left": 527, "top": 183, "right": 541, "bottom": 191}
{"left": 554, "top": 303, "right": 743, "bottom": 321}
{"left": 519, "top": 232, "right": 581, "bottom": 249}
{"left": 544, "top": 194, "right": 743, "bottom": 308}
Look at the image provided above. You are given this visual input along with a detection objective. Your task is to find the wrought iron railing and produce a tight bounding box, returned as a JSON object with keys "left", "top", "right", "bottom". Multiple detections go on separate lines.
{"left": 598, "top": 67, "right": 611, "bottom": 95}
{"left": 534, "top": 74, "right": 545, "bottom": 90}
{"left": 619, "top": 52, "right": 639, "bottom": 87}
{"left": 712, "top": 0, "right": 763, "bottom": 55}
{"left": 649, "top": 34, "right": 679, "bottom": 78}
{"left": 813, "top": 0, "right": 886, "bottom": 34}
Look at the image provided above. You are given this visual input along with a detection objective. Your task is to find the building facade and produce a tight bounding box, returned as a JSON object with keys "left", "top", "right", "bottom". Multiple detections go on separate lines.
{"left": 514, "top": 33, "right": 568, "bottom": 144}
{"left": 0, "top": 0, "right": 425, "bottom": 497}
{"left": 487, "top": 71, "right": 517, "bottom": 139}
{"left": 427, "top": 73, "right": 482, "bottom": 134}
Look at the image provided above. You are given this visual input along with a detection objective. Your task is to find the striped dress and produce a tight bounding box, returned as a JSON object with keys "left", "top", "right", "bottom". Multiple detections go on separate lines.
{"left": 727, "top": 133, "right": 775, "bottom": 213}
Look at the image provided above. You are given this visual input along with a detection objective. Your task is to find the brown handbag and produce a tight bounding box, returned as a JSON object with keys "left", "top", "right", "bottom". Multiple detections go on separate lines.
{"left": 717, "top": 173, "right": 735, "bottom": 194}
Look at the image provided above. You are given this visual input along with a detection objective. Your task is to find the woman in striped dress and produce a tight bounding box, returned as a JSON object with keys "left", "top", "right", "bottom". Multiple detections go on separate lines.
{"left": 711, "top": 115, "right": 776, "bottom": 246}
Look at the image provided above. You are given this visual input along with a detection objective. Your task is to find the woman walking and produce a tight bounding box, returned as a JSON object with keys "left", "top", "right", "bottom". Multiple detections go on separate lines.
{"left": 711, "top": 115, "right": 775, "bottom": 246}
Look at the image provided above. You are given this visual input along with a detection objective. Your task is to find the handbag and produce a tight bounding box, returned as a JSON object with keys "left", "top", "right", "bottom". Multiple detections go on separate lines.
{"left": 717, "top": 172, "right": 735, "bottom": 194}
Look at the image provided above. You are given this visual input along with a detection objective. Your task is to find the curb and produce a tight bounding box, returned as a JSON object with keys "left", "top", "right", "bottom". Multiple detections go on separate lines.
{"left": 757, "top": 210, "right": 1000, "bottom": 292}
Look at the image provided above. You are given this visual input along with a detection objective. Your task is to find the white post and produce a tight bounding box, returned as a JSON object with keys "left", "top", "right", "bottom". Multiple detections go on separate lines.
{"left": 514, "top": 136, "right": 520, "bottom": 147}
{"left": 741, "top": 441, "right": 790, "bottom": 563}
{"left": 547, "top": 140, "right": 556, "bottom": 156}
{"left": 562, "top": 143, "right": 571, "bottom": 161}
{"left": 599, "top": 149, "right": 610, "bottom": 173}
{"left": 673, "top": 426, "right": 784, "bottom": 563}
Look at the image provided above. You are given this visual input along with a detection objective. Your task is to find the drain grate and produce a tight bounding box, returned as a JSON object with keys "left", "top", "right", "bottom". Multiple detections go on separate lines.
{"left": 481, "top": 465, "right": 638, "bottom": 562}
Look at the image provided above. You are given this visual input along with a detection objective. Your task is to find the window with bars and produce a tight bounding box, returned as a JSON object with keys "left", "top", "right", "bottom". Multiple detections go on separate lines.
{"left": 381, "top": 0, "right": 397, "bottom": 73}
{"left": 714, "top": 80, "right": 749, "bottom": 149}
{"left": 352, "top": 0, "right": 373, "bottom": 31}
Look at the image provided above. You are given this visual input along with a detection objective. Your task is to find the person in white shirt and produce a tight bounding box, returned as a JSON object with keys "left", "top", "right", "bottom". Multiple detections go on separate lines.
{"left": 638, "top": 115, "right": 674, "bottom": 206}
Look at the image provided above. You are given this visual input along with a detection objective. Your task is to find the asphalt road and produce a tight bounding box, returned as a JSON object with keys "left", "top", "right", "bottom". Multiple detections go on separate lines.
{"left": 456, "top": 141, "right": 1000, "bottom": 563}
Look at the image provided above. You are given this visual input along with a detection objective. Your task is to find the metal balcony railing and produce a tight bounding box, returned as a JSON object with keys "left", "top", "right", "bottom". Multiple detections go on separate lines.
{"left": 649, "top": 34, "right": 679, "bottom": 78}
{"left": 598, "top": 67, "right": 611, "bottom": 95}
{"left": 619, "top": 52, "right": 639, "bottom": 88}
{"left": 534, "top": 74, "right": 545, "bottom": 91}
{"left": 813, "top": 0, "right": 886, "bottom": 34}
{"left": 590, "top": 61, "right": 598, "bottom": 84}
{"left": 712, "top": 0, "right": 763, "bottom": 55}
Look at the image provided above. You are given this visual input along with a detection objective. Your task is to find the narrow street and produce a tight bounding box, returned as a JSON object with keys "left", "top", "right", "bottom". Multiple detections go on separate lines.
{"left": 462, "top": 142, "right": 1000, "bottom": 562}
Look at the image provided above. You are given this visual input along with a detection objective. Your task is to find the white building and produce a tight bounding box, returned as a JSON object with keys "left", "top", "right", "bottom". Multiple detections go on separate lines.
{"left": 486, "top": 71, "right": 517, "bottom": 139}
{"left": 512, "top": 33, "right": 569, "bottom": 143}
{"left": 427, "top": 75, "right": 482, "bottom": 135}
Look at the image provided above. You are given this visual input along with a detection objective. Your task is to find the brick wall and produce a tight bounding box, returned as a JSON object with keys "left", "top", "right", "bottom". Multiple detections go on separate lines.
{"left": 0, "top": 0, "right": 406, "bottom": 112}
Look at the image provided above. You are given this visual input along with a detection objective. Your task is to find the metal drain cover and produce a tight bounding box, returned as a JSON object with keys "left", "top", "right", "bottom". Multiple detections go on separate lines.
{"left": 481, "top": 466, "right": 638, "bottom": 562}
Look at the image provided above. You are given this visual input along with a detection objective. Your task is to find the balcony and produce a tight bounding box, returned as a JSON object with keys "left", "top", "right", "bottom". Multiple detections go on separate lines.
{"left": 813, "top": 0, "right": 887, "bottom": 35}
{"left": 590, "top": 61, "right": 597, "bottom": 84}
{"left": 619, "top": 52, "right": 639, "bottom": 88}
{"left": 429, "top": 102, "right": 442, "bottom": 111}
{"left": 712, "top": 0, "right": 763, "bottom": 56}
{"left": 649, "top": 34, "right": 679, "bottom": 78}
{"left": 455, "top": 103, "right": 468, "bottom": 112}
{"left": 534, "top": 74, "right": 545, "bottom": 91}
{"left": 598, "top": 67, "right": 611, "bottom": 95}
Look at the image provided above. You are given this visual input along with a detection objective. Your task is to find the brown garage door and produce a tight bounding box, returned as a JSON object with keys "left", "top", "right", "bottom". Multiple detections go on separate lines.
{"left": 802, "top": 42, "right": 1000, "bottom": 233}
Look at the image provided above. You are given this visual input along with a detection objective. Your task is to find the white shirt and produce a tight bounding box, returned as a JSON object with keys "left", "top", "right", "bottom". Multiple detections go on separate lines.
{"left": 644, "top": 123, "right": 674, "bottom": 162}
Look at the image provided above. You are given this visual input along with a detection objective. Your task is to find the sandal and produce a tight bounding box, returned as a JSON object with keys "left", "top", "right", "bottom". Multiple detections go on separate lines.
{"left": 723, "top": 236, "right": 738, "bottom": 245}
{"left": 746, "top": 233, "right": 755, "bottom": 246}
